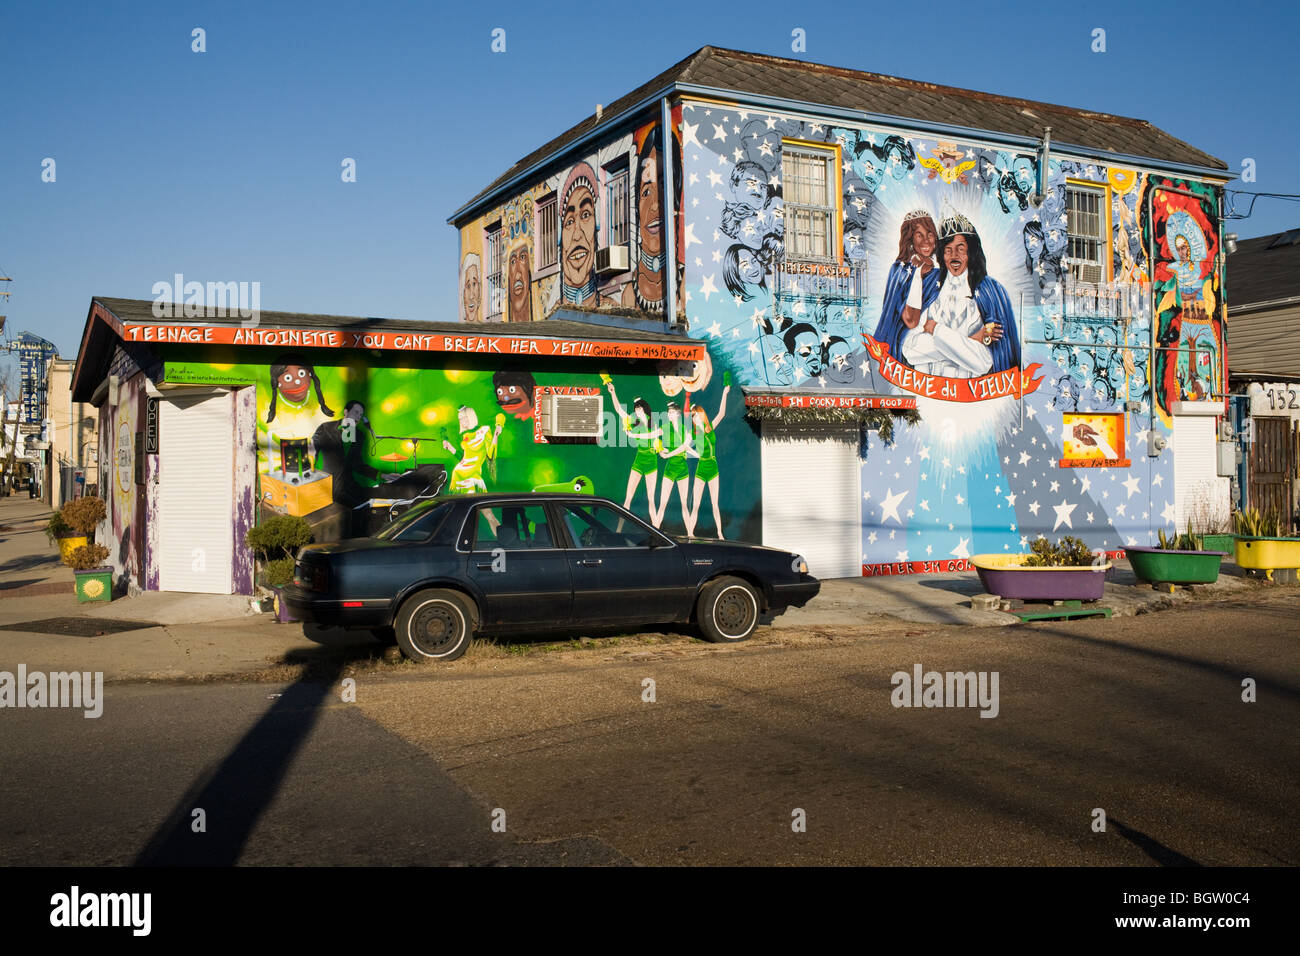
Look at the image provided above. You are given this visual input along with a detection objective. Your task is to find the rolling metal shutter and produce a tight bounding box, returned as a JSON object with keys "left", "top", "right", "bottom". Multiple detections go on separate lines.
{"left": 159, "top": 393, "right": 234, "bottom": 593}
{"left": 1173, "top": 415, "right": 1230, "bottom": 530}
{"left": 760, "top": 424, "right": 862, "bottom": 579}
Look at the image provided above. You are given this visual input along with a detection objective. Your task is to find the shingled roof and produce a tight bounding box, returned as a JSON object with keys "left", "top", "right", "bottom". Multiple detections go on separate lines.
{"left": 1227, "top": 229, "right": 1300, "bottom": 311}
{"left": 454, "top": 46, "right": 1227, "bottom": 222}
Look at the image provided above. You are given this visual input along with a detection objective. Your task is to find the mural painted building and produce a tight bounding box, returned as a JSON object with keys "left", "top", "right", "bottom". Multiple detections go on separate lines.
{"left": 452, "top": 46, "right": 1234, "bottom": 578}
{"left": 70, "top": 297, "right": 747, "bottom": 595}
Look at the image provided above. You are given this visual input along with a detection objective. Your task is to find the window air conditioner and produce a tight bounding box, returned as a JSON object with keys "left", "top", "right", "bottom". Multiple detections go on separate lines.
{"left": 542, "top": 394, "right": 604, "bottom": 438}
{"left": 595, "top": 245, "right": 630, "bottom": 276}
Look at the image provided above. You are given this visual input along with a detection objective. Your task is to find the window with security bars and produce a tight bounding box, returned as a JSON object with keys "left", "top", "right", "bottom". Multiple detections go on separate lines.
{"left": 605, "top": 165, "right": 630, "bottom": 246}
{"left": 536, "top": 194, "right": 558, "bottom": 269}
{"left": 1066, "top": 184, "right": 1108, "bottom": 283}
{"left": 782, "top": 145, "right": 836, "bottom": 261}
{"left": 485, "top": 224, "right": 505, "bottom": 320}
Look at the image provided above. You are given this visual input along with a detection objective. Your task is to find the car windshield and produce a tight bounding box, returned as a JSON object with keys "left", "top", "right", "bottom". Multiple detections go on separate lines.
{"left": 374, "top": 500, "right": 452, "bottom": 542}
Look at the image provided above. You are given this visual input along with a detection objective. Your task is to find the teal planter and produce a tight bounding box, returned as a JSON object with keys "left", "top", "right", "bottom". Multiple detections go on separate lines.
{"left": 1125, "top": 546, "right": 1226, "bottom": 585}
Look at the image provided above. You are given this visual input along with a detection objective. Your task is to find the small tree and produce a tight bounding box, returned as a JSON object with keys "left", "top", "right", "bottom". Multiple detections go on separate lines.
{"left": 245, "top": 515, "right": 313, "bottom": 590}
{"left": 66, "top": 543, "right": 110, "bottom": 571}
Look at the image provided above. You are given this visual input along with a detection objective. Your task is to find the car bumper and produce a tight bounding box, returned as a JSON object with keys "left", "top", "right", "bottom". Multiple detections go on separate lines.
{"left": 771, "top": 577, "right": 820, "bottom": 611}
{"left": 281, "top": 585, "right": 392, "bottom": 628}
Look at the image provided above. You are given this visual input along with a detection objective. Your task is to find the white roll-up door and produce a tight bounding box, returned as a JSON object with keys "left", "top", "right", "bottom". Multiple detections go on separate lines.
{"left": 1172, "top": 415, "right": 1230, "bottom": 530}
{"left": 760, "top": 424, "right": 862, "bottom": 579}
{"left": 159, "top": 393, "right": 234, "bottom": 593}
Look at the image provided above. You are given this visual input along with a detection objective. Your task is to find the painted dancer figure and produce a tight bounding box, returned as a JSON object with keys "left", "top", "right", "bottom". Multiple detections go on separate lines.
{"left": 686, "top": 378, "right": 731, "bottom": 539}
{"left": 605, "top": 378, "right": 664, "bottom": 525}
{"left": 655, "top": 402, "right": 693, "bottom": 534}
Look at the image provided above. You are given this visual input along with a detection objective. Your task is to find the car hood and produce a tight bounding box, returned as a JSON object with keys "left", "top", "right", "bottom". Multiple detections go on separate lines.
{"left": 672, "top": 537, "right": 796, "bottom": 558}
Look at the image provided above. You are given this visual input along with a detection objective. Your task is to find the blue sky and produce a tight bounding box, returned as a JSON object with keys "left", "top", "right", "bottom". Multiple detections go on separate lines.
{"left": 1, "top": 0, "right": 1295, "bottom": 362}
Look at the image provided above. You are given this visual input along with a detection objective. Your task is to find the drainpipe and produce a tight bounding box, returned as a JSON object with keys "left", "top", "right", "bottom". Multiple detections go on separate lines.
{"left": 1033, "top": 126, "right": 1052, "bottom": 205}
{"left": 660, "top": 96, "right": 679, "bottom": 329}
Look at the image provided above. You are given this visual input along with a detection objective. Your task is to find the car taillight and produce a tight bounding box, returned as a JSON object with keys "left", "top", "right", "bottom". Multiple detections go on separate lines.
{"left": 295, "top": 563, "right": 330, "bottom": 592}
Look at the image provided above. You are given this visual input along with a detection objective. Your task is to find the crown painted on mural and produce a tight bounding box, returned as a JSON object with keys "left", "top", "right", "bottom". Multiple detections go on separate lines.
{"left": 939, "top": 205, "right": 976, "bottom": 240}
{"left": 902, "top": 208, "right": 932, "bottom": 224}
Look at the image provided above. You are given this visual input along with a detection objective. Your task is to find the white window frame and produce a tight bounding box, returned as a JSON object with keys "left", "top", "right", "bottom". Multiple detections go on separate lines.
{"left": 1065, "top": 183, "right": 1109, "bottom": 283}
{"left": 535, "top": 193, "right": 558, "bottom": 271}
{"left": 484, "top": 223, "right": 505, "bottom": 321}
{"left": 781, "top": 144, "right": 837, "bottom": 262}
{"left": 605, "top": 163, "right": 630, "bottom": 247}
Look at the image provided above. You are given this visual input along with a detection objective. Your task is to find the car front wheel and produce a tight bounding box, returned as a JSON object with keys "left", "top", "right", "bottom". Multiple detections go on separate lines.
{"left": 395, "top": 589, "right": 475, "bottom": 662}
{"left": 696, "top": 576, "right": 761, "bottom": 643}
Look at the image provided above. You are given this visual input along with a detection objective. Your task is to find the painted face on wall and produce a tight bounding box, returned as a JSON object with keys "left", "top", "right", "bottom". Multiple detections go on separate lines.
{"left": 943, "top": 236, "right": 969, "bottom": 276}
{"left": 737, "top": 247, "right": 765, "bottom": 283}
{"left": 844, "top": 226, "right": 866, "bottom": 260}
{"left": 793, "top": 330, "right": 823, "bottom": 375}
{"left": 458, "top": 406, "right": 479, "bottom": 432}
{"left": 734, "top": 167, "right": 767, "bottom": 209}
{"left": 462, "top": 262, "right": 481, "bottom": 321}
{"left": 1175, "top": 235, "right": 1191, "bottom": 265}
{"left": 1012, "top": 157, "right": 1036, "bottom": 194}
{"left": 508, "top": 244, "right": 531, "bottom": 321}
{"left": 912, "top": 222, "right": 936, "bottom": 260}
{"left": 562, "top": 185, "right": 597, "bottom": 288}
{"left": 278, "top": 365, "right": 311, "bottom": 404}
{"left": 638, "top": 151, "right": 662, "bottom": 256}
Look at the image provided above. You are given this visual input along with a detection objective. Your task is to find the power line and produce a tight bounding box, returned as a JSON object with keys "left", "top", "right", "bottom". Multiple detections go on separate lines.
{"left": 1225, "top": 189, "right": 1300, "bottom": 220}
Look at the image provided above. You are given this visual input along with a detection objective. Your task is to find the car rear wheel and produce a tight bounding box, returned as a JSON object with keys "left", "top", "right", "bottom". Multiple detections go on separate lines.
{"left": 395, "top": 589, "right": 475, "bottom": 662}
{"left": 696, "top": 576, "right": 761, "bottom": 644}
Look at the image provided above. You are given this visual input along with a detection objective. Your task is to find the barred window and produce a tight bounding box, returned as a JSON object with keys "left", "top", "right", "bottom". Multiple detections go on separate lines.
{"left": 605, "top": 165, "right": 630, "bottom": 246}
{"left": 484, "top": 224, "right": 505, "bottom": 321}
{"left": 1066, "top": 184, "right": 1108, "bottom": 283}
{"left": 782, "top": 145, "right": 836, "bottom": 261}
{"left": 536, "top": 194, "right": 558, "bottom": 269}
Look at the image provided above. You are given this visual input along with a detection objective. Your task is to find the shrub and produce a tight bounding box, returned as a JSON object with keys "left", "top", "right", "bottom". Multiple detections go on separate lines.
{"left": 261, "top": 557, "right": 296, "bottom": 590}
{"left": 246, "top": 515, "right": 313, "bottom": 591}
{"left": 60, "top": 497, "right": 107, "bottom": 538}
{"left": 1023, "top": 535, "right": 1096, "bottom": 567}
{"left": 44, "top": 510, "right": 72, "bottom": 544}
{"left": 65, "top": 543, "right": 110, "bottom": 571}
{"left": 1233, "top": 507, "right": 1285, "bottom": 538}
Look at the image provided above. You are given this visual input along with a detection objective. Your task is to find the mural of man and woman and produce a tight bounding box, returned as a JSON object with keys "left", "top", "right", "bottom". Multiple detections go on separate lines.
{"left": 603, "top": 369, "right": 731, "bottom": 539}
{"left": 875, "top": 208, "right": 1021, "bottom": 382}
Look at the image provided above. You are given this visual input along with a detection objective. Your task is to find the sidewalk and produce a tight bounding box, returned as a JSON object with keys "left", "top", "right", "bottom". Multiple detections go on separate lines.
{"left": 0, "top": 496, "right": 1270, "bottom": 681}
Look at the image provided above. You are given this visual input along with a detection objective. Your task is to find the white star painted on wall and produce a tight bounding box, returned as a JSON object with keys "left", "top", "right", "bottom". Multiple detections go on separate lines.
{"left": 1028, "top": 500, "right": 1041, "bottom": 516}
{"left": 1049, "top": 480, "right": 1060, "bottom": 493}
{"left": 707, "top": 169, "right": 722, "bottom": 187}
{"left": 1122, "top": 475, "right": 1141, "bottom": 498}
{"left": 1018, "top": 451, "right": 1031, "bottom": 466}
{"left": 1052, "top": 500, "right": 1077, "bottom": 531}
{"left": 879, "top": 488, "right": 908, "bottom": 525}
{"left": 1152, "top": 473, "right": 1164, "bottom": 487}
{"left": 684, "top": 224, "right": 701, "bottom": 248}
{"left": 699, "top": 275, "right": 718, "bottom": 300}
{"left": 868, "top": 531, "right": 877, "bottom": 544}
{"left": 1161, "top": 500, "right": 1177, "bottom": 525}
{"left": 951, "top": 537, "right": 971, "bottom": 559}
{"left": 1006, "top": 492, "right": 1017, "bottom": 506}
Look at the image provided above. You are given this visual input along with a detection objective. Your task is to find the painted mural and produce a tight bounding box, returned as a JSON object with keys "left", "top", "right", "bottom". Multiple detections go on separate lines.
{"left": 459, "top": 109, "right": 685, "bottom": 322}
{"left": 164, "top": 346, "right": 758, "bottom": 543}
{"left": 676, "top": 99, "right": 1219, "bottom": 572}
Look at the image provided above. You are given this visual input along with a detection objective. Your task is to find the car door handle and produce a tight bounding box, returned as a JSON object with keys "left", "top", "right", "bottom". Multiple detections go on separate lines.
{"left": 578, "top": 558, "right": 602, "bottom": 567}
{"left": 475, "top": 562, "right": 495, "bottom": 570}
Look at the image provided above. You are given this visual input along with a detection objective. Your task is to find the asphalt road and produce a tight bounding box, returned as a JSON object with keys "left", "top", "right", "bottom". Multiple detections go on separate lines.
{"left": 2, "top": 590, "right": 1296, "bottom": 866}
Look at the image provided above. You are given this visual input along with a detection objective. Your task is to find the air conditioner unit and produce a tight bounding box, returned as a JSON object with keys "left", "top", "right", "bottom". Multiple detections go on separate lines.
{"left": 595, "top": 244, "right": 630, "bottom": 276}
{"left": 542, "top": 394, "right": 604, "bottom": 438}
{"left": 1067, "top": 259, "right": 1104, "bottom": 284}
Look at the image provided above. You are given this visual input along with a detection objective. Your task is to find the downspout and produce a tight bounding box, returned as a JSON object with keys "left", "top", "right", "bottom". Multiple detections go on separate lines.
{"left": 1033, "top": 126, "right": 1052, "bottom": 205}
{"left": 660, "top": 96, "right": 679, "bottom": 329}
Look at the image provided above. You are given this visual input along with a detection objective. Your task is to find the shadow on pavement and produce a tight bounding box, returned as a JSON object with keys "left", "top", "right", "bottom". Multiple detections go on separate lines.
{"left": 135, "top": 658, "right": 347, "bottom": 866}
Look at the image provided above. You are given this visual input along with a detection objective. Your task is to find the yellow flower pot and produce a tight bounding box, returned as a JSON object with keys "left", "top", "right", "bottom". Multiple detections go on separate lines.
{"left": 57, "top": 535, "right": 88, "bottom": 563}
{"left": 1234, "top": 537, "right": 1300, "bottom": 580}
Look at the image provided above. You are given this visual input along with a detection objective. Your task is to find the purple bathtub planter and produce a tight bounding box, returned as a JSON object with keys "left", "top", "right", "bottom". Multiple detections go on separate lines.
{"left": 970, "top": 553, "right": 1111, "bottom": 602}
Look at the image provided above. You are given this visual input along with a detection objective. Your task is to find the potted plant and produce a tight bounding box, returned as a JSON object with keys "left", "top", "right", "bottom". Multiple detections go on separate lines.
{"left": 44, "top": 508, "right": 86, "bottom": 563}
{"left": 970, "top": 535, "right": 1111, "bottom": 602}
{"left": 1125, "top": 523, "right": 1229, "bottom": 587}
{"left": 245, "top": 515, "right": 314, "bottom": 622}
{"left": 67, "top": 543, "right": 113, "bottom": 603}
{"left": 1233, "top": 508, "right": 1300, "bottom": 580}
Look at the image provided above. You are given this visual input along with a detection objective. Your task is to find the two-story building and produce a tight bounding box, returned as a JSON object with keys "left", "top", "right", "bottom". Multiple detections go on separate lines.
{"left": 451, "top": 46, "right": 1234, "bottom": 577}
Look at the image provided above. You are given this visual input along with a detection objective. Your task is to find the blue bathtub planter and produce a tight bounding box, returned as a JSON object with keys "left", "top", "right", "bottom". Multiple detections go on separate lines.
{"left": 970, "top": 553, "right": 1111, "bottom": 602}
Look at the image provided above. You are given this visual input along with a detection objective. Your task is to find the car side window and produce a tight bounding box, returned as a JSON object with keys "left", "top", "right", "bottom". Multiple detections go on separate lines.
{"left": 562, "top": 503, "right": 654, "bottom": 549}
{"left": 468, "top": 505, "right": 554, "bottom": 551}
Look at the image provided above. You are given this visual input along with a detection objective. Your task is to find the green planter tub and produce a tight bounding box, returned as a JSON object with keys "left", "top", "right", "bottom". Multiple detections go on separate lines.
{"left": 1200, "top": 534, "right": 1235, "bottom": 553}
{"left": 1124, "top": 546, "right": 1227, "bottom": 585}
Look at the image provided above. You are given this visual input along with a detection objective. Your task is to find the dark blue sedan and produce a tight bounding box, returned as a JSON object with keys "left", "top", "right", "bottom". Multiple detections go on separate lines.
{"left": 283, "top": 494, "right": 820, "bottom": 662}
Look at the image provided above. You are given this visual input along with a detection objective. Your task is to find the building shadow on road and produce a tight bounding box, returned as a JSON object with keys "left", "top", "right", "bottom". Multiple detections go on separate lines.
{"left": 135, "top": 658, "right": 347, "bottom": 866}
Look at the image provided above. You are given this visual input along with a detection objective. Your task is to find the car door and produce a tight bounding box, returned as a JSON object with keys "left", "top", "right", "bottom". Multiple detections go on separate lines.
{"left": 556, "top": 500, "right": 692, "bottom": 625}
{"left": 460, "top": 501, "right": 572, "bottom": 629}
